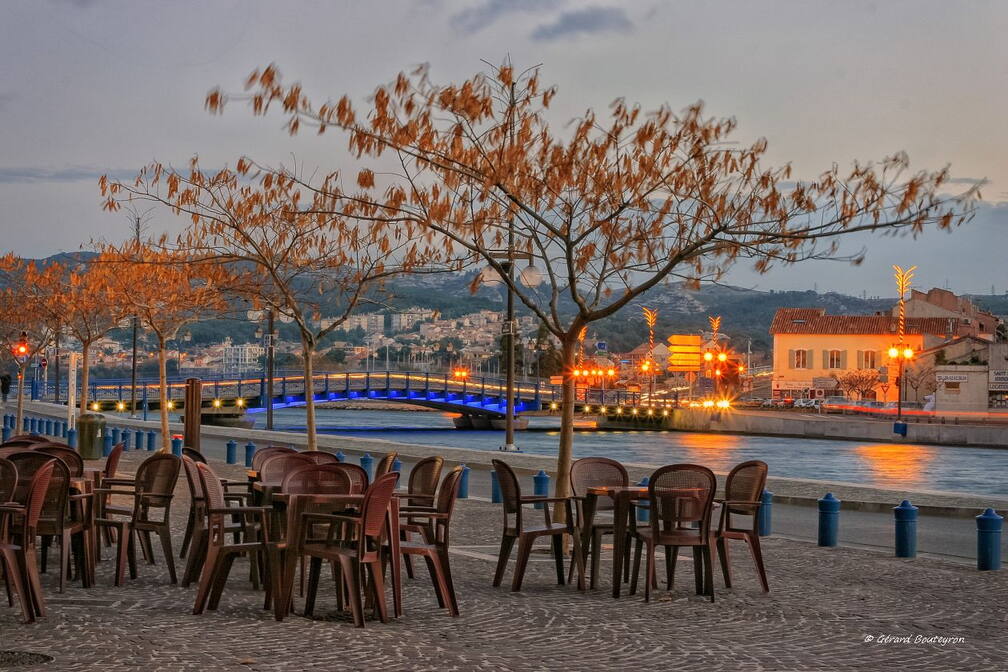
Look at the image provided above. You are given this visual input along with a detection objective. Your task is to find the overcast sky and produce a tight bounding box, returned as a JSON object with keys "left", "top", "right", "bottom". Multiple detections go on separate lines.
{"left": 1, "top": 0, "right": 1005, "bottom": 296}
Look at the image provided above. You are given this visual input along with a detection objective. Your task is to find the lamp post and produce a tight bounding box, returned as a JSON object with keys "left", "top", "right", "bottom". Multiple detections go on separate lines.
{"left": 252, "top": 310, "right": 276, "bottom": 431}
{"left": 888, "top": 345, "right": 915, "bottom": 420}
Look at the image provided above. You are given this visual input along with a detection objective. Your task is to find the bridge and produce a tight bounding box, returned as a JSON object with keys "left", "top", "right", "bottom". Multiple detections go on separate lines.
{"left": 25, "top": 370, "right": 647, "bottom": 420}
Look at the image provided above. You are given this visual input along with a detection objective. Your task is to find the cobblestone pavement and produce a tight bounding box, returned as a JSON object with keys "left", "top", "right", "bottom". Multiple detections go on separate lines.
{"left": 1, "top": 451, "right": 1006, "bottom": 671}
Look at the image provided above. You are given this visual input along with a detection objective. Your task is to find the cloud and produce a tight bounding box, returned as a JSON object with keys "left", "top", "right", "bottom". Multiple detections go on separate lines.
{"left": 531, "top": 6, "right": 632, "bottom": 41}
{"left": 451, "top": 0, "right": 561, "bottom": 33}
{"left": 0, "top": 166, "right": 138, "bottom": 184}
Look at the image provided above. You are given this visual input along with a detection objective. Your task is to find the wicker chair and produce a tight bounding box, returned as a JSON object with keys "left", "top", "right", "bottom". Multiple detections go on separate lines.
{"left": 297, "top": 451, "right": 342, "bottom": 466}
{"left": 374, "top": 452, "right": 398, "bottom": 479}
{"left": 0, "top": 457, "right": 16, "bottom": 502}
{"left": 400, "top": 456, "right": 444, "bottom": 578}
{"left": 94, "top": 443, "right": 125, "bottom": 554}
{"left": 715, "top": 460, "right": 769, "bottom": 592}
{"left": 181, "top": 447, "right": 207, "bottom": 464}
{"left": 260, "top": 453, "right": 315, "bottom": 486}
{"left": 300, "top": 471, "right": 400, "bottom": 627}
{"left": 329, "top": 463, "right": 368, "bottom": 493}
{"left": 95, "top": 453, "right": 181, "bottom": 585}
{"left": 0, "top": 460, "right": 56, "bottom": 623}
{"left": 568, "top": 457, "right": 629, "bottom": 589}
{"left": 251, "top": 446, "right": 297, "bottom": 472}
{"left": 630, "top": 464, "right": 718, "bottom": 602}
{"left": 180, "top": 457, "right": 251, "bottom": 587}
{"left": 34, "top": 445, "right": 84, "bottom": 477}
{"left": 192, "top": 461, "right": 274, "bottom": 615}
{"left": 490, "top": 459, "right": 583, "bottom": 592}
{"left": 398, "top": 466, "right": 464, "bottom": 616}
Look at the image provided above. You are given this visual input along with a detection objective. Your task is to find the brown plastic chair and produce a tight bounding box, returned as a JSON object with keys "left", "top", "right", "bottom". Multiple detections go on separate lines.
{"left": 490, "top": 459, "right": 583, "bottom": 592}
{"left": 180, "top": 457, "right": 251, "bottom": 587}
{"left": 282, "top": 464, "right": 353, "bottom": 496}
{"left": 328, "top": 463, "right": 368, "bottom": 493}
{"left": 374, "top": 452, "right": 398, "bottom": 479}
{"left": 568, "top": 457, "right": 629, "bottom": 588}
{"left": 259, "top": 453, "right": 315, "bottom": 486}
{"left": 630, "top": 464, "right": 718, "bottom": 603}
{"left": 398, "top": 466, "right": 464, "bottom": 616}
{"left": 297, "top": 450, "right": 342, "bottom": 466}
{"left": 400, "top": 456, "right": 444, "bottom": 578}
{"left": 300, "top": 471, "right": 400, "bottom": 627}
{"left": 715, "top": 460, "right": 769, "bottom": 592}
{"left": 94, "top": 443, "right": 125, "bottom": 553}
{"left": 1, "top": 434, "right": 47, "bottom": 448}
{"left": 192, "top": 461, "right": 274, "bottom": 615}
{"left": 181, "top": 447, "right": 207, "bottom": 464}
{"left": 0, "top": 457, "right": 17, "bottom": 502}
{"left": 95, "top": 453, "right": 181, "bottom": 585}
{"left": 34, "top": 445, "right": 84, "bottom": 477}
{"left": 0, "top": 460, "right": 56, "bottom": 623}
{"left": 251, "top": 446, "right": 297, "bottom": 472}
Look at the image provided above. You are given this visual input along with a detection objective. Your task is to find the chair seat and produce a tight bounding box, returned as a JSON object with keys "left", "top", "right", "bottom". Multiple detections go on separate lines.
{"left": 399, "top": 540, "right": 437, "bottom": 555}
{"left": 505, "top": 522, "right": 568, "bottom": 537}
{"left": 636, "top": 527, "right": 705, "bottom": 546}
{"left": 302, "top": 541, "right": 380, "bottom": 563}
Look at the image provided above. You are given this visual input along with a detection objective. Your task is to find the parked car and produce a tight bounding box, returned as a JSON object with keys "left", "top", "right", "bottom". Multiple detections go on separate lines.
{"left": 794, "top": 398, "right": 820, "bottom": 409}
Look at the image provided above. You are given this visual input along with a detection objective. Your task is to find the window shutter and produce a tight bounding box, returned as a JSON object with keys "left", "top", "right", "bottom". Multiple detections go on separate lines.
{"left": 840, "top": 351, "right": 848, "bottom": 369}
{"left": 857, "top": 350, "right": 864, "bottom": 369}
{"left": 822, "top": 350, "right": 829, "bottom": 369}
{"left": 805, "top": 349, "right": 814, "bottom": 369}
{"left": 788, "top": 349, "right": 795, "bottom": 369}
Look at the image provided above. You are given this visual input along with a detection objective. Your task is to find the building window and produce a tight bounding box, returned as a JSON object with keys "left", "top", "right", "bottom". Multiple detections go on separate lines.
{"left": 793, "top": 349, "right": 807, "bottom": 369}
{"left": 828, "top": 350, "right": 843, "bottom": 369}
{"left": 863, "top": 350, "right": 876, "bottom": 370}
{"left": 945, "top": 382, "right": 961, "bottom": 395}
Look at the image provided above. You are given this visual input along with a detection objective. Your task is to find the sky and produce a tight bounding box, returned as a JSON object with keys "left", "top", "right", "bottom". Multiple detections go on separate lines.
{"left": 1, "top": 0, "right": 1006, "bottom": 296}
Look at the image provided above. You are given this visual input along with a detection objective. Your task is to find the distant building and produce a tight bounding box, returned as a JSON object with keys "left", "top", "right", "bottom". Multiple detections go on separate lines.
{"left": 933, "top": 342, "right": 1008, "bottom": 413}
{"left": 895, "top": 288, "right": 999, "bottom": 341}
{"left": 389, "top": 308, "right": 437, "bottom": 332}
{"left": 325, "top": 313, "right": 385, "bottom": 335}
{"left": 219, "top": 338, "right": 265, "bottom": 375}
{"left": 770, "top": 308, "right": 951, "bottom": 401}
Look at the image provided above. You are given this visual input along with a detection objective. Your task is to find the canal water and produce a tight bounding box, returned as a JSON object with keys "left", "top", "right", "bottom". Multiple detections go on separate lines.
{"left": 251, "top": 407, "right": 1008, "bottom": 497}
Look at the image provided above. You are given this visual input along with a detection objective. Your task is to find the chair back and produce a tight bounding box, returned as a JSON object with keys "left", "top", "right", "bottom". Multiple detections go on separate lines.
{"left": 181, "top": 456, "right": 204, "bottom": 503}
{"left": 260, "top": 453, "right": 314, "bottom": 485}
{"left": 251, "top": 446, "right": 297, "bottom": 472}
{"left": 20, "top": 460, "right": 57, "bottom": 542}
{"left": 648, "top": 464, "right": 717, "bottom": 539}
{"left": 328, "top": 463, "right": 369, "bottom": 493}
{"left": 724, "top": 460, "right": 768, "bottom": 517}
{"left": 103, "top": 443, "right": 125, "bottom": 479}
{"left": 570, "top": 457, "right": 628, "bottom": 511}
{"left": 432, "top": 466, "right": 465, "bottom": 546}
{"left": 374, "top": 452, "right": 398, "bottom": 479}
{"left": 35, "top": 445, "right": 84, "bottom": 477}
{"left": 491, "top": 459, "right": 522, "bottom": 514}
{"left": 2, "top": 434, "right": 47, "bottom": 446}
{"left": 297, "top": 450, "right": 341, "bottom": 466}
{"left": 8, "top": 452, "right": 68, "bottom": 531}
{"left": 7, "top": 451, "right": 61, "bottom": 502}
{"left": 182, "top": 447, "right": 207, "bottom": 464}
{"left": 407, "top": 456, "right": 444, "bottom": 505}
{"left": 195, "top": 461, "right": 230, "bottom": 541}
{"left": 134, "top": 453, "right": 181, "bottom": 510}
{"left": 358, "top": 472, "right": 400, "bottom": 544}
{"left": 282, "top": 464, "right": 353, "bottom": 495}
{"left": 0, "top": 457, "right": 17, "bottom": 503}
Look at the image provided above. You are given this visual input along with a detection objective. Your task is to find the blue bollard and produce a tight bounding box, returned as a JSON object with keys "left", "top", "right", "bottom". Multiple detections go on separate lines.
{"left": 61, "top": 422, "right": 68, "bottom": 439}
{"left": 758, "top": 489, "right": 773, "bottom": 536}
{"left": 977, "top": 508, "right": 1003, "bottom": 571}
{"left": 111, "top": 427, "right": 120, "bottom": 444}
{"left": 133, "top": 430, "right": 142, "bottom": 452}
{"left": 2, "top": 414, "right": 7, "bottom": 428}
{"left": 171, "top": 437, "right": 183, "bottom": 457}
{"left": 458, "top": 464, "right": 470, "bottom": 499}
{"left": 818, "top": 493, "right": 841, "bottom": 547}
{"left": 636, "top": 476, "right": 650, "bottom": 523}
{"left": 392, "top": 456, "right": 402, "bottom": 473}
{"left": 893, "top": 499, "right": 918, "bottom": 558}
{"left": 67, "top": 428, "right": 77, "bottom": 449}
{"left": 491, "top": 470, "right": 501, "bottom": 504}
{"left": 146, "top": 431, "right": 156, "bottom": 452}
{"left": 45, "top": 419, "right": 53, "bottom": 436}
{"left": 360, "top": 453, "right": 374, "bottom": 482}
{"left": 102, "top": 434, "right": 113, "bottom": 457}
{"left": 533, "top": 469, "right": 550, "bottom": 509}
{"left": 245, "top": 442, "right": 256, "bottom": 468}
{"left": 226, "top": 440, "right": 237, "bottom": 465}
{"left": 29, "top": 417, "right": 37, "bottom": 434}
{"left": 1, "top": 426, "right": 9, "bottom": 442}
{"left": 335, "top": 450, "right": 345, "bottom": 463}
{"left": 22, "top": 417, "right": 29, "bottom": 432}
{"left": 122, "top": 432, "right": 130, "bottom": 451}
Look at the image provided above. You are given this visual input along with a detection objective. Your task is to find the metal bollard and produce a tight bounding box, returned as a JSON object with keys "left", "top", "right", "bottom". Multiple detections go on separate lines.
{"left": 111, "top": 427, "right": 120, "bottom": 444}
{"left": 491, "top": 470, "right": 501, "bottom": 503}
{"left": 458, "top": 464, "right": 470, "bottom": 499}
{"left": 818, "top": 492, "right": 841, "bottom": 547}
{"left": 45, "top": 419, "right": 53, "bottom": 436}
{"left": 226, "top": 440, "right": 237, "bottom": 465}
{"left": 636, "top": 477, "right": 650, "bottom": 523}
{"left": 977, "top": 508, "right": 1003, "bottom": 571}
{"left": 67, "top": 428, "right": 78, "bottom": 449}
{"left": 758, "top": 490, "right": 773, "bottom": 537}
{"left": 122, "top": 432, "right": 130, "bottom": 451}
{"left": 146, "top": 431, "right": 156, "bottom": 452}
{"left": 244, "top": 442, "right": 256, "bottom": 468}
{"left": 533, "top": 470, "right": 550, "bottom": 509}
{"left": 360, "top": 453, "right": 374, "bottom": 482}
{"left": 102, "top": 434, "right": 113, "bottom": 457}
{"left": 171, "top": 436, "right": 183, "bottom": 457}
{"left": 392, "top": 456, "right": 402, "bottom": 473}
{"left": 335, "top": 450, "right": 345, "bottom": 463}
{"left": 1, "top": 426, "right": 9, "bottom": 442}
{"left": 893, "top": 500, "right": 918, "bottom": 558}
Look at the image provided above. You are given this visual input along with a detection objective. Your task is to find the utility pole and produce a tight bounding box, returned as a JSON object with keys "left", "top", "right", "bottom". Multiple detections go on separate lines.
{"left": 266, "top": 309, "right": 275, "bottom": 431}
{"left": 126, "top": 207, "right": 148, "bottom": 418}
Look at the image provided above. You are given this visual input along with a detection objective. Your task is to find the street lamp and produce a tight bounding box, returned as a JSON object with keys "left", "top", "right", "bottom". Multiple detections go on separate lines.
{"left": 250, "top": 309, "right": 276, "bottom": 431}
{"left": 888, "top": 345, "right": 915, "bottom": 420}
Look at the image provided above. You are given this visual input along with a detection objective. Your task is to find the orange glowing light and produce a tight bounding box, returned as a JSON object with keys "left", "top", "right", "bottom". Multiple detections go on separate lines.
{"left": 888, "top": 347, "right": 900, "bottom": 359}
{"left": 903, "top": 347, "right": 914, "bottom": 360}
{"left": 606, "top": 368, "right": 615, "bottom": 376}
{"left": 717, "top": 352, "right": 727, "bottom": 362}
{"left": 703, "top": 352, "right": 714, "bottom": 362}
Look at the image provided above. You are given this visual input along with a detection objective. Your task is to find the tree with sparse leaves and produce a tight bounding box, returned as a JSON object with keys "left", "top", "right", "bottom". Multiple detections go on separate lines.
{"left": 835, "top": 369, "right": 882, "bottom": 400}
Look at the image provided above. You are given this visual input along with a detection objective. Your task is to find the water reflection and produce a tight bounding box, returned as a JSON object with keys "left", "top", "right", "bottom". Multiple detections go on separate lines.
{"left": 853, "top": 443, "right": 936, "bottom": 491}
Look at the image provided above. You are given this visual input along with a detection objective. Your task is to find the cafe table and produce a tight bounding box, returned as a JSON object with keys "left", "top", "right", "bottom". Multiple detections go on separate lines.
{"left": 67, "top": 474, "right": 97, "bottom": 588}
{"left": 580, "top": 485, "right": 647, "bottom": 598}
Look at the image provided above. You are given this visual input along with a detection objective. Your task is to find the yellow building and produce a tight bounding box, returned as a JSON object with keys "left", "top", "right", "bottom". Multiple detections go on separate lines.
{"left": 770, "top": 308, "right": 950, "bottom": 401}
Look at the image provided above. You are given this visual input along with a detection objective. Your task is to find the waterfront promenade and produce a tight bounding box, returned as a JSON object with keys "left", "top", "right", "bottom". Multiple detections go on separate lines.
{"left": 2, "top": 448, "right": 1006, "bottom": 671}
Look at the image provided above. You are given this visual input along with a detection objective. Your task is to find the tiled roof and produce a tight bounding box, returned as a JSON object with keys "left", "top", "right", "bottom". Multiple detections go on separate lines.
{"left": 769, "top": 308, "right": 951, "bottom": 336}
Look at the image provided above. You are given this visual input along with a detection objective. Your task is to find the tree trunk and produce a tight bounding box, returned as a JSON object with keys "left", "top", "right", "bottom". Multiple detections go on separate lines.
{"left": 302, "top": 339, "right": 317, "bottom": 451}
{"left": 15, "top": 365, "right": 26, "bottom": 433}
{"left": 79, "top": 342, "right": 90, "bottom": 415}
{"left": 158, "top": 342, "right": 170, "bottom": 452}
{"left": 554, "top": 336, "right": 578, "bottom": 504}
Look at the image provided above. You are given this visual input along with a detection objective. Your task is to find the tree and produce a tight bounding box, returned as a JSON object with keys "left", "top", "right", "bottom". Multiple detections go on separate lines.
{"left": 104, "top": 243, "right": 227, "bottom": 451}
{"left": 835, "top": 369, "right": 882, "bottom": 400}
{"left": 203, "top": 62, "right": 976, "bottom": 499}
{"left": 903, "top": 361, "right": 936, "bottom": 402}
{"left": 101, "top": 162, "right": 449, "bottom": 451}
